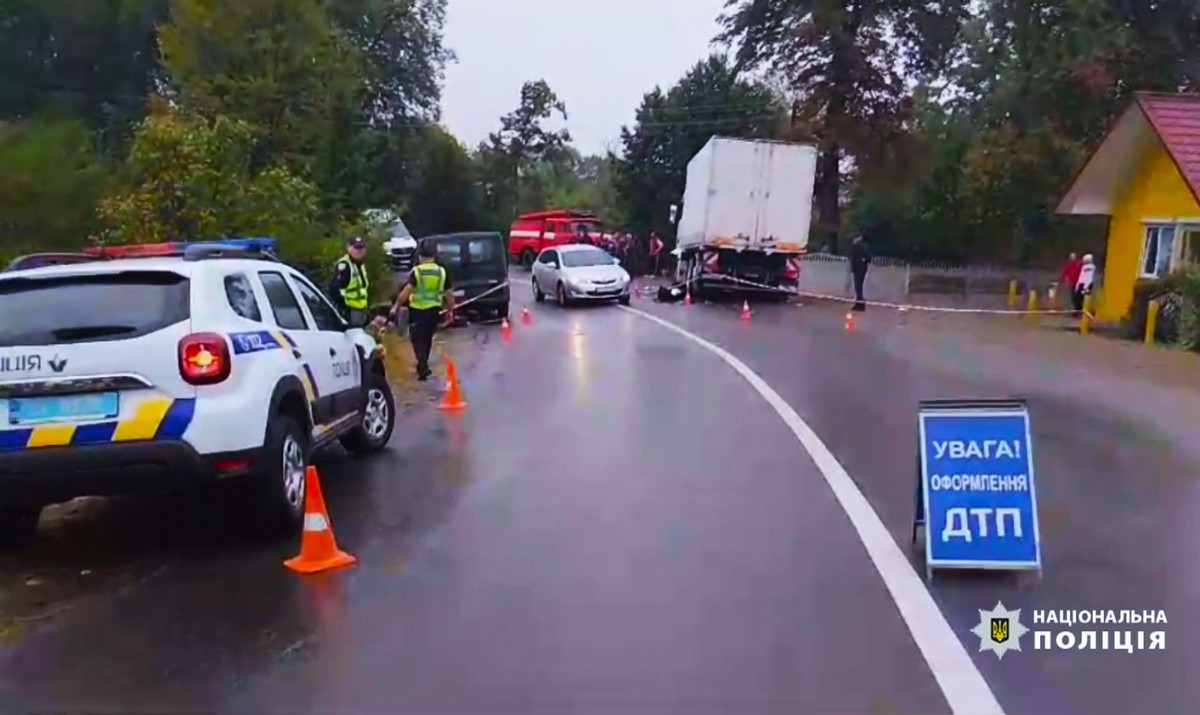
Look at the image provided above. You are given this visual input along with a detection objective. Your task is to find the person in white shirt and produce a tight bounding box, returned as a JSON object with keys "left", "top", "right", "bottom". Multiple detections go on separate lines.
{"left": 1073, "top": 253, "right": 1097, "bottom": 315}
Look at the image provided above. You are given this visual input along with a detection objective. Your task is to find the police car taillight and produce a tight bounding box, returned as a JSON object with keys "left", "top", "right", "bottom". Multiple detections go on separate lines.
{"left": 179, "top": 333, "right": 231, "bottom": 385}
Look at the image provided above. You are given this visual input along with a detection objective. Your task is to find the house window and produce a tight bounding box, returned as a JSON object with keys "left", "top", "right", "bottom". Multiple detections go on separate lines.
{"left": 1180, "top": 228, "right": 1200, "bottom": 268}
{"left": 1140, "top": 225, "right": 1176, "bottom": 278}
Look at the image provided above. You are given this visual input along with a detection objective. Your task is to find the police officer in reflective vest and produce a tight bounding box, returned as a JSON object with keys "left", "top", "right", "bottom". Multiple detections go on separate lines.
{"left": 387, "top": 241, "right": 454, "bottom": 381}
{"left": 329, "top": 236, "right": 371, "bottom": 326}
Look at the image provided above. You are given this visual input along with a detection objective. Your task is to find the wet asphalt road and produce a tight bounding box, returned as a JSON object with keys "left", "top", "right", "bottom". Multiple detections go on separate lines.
{"left": 0, "top": 273, "right": 1197, "bottom": 714}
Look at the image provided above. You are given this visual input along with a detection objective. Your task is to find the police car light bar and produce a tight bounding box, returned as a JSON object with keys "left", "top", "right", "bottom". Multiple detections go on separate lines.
{"left": 81, "top": 238, "right": 279, "bottom": 260}
{"left": 5, "top": 253, "right": 106, "bottom": 271}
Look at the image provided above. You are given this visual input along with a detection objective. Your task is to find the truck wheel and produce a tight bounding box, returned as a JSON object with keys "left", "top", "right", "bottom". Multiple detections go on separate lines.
{"left": 341, "top": 371, "right": 396, "bottom": 455}
{"left": 258, "top": 412, "right": 309, "bottom": 533}
{"left": 521, "top": 249, "right": 535, "bottom": 269}
{"left": 533, "top": 277, "right": 545, "bottom": 302}
{"left": 0, "top": 508, "right": 40, "bottom": 549}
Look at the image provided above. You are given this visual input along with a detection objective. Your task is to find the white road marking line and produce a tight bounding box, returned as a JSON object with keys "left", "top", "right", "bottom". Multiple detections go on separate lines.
{"left": 620, "top": 305, "right": 1004, "bottom": 715}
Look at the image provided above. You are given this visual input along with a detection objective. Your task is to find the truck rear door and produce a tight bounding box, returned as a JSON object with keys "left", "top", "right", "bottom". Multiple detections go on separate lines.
{"left": 759, "top": 143, "right": 816, "bottom": 253}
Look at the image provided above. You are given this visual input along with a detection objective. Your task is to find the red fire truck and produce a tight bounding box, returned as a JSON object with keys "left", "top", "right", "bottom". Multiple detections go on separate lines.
{"left": 507, "top": 209, "right": 603, "bottom": 268}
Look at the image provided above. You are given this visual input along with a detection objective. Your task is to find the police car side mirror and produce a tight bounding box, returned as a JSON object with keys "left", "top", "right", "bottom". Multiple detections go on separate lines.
{"left": 345, "top": 311, "right": 371, "bottom": 330}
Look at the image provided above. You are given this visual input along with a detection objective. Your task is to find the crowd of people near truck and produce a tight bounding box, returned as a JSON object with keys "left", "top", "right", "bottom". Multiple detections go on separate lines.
{"left": 507, "top": 209, "right": 668, "bottom": 278}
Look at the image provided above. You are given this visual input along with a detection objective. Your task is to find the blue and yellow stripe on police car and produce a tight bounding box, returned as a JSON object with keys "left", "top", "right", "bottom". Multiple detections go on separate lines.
{"left": 228, "top": 329, "right": 316, "bottom": 404}
{"left": 0, "top": 398, "right": 196, "bottom": 453}
{"left": 298, "top": 363, "right": 319, "bottom": 403}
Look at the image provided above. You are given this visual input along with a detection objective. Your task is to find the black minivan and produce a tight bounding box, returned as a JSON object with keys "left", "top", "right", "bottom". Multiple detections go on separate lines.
{"left": 418, "top": 232, "right": 509, "bottom": 320}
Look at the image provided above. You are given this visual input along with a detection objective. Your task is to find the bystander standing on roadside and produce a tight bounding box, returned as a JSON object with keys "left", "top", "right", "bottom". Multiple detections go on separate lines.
{"left": 1074, "top": 254, "right": 1096, "bottom": 316}
{"left": 850, "top": 232, "right": 872, "bottom": 311}
{"left": 649, "top": 231, "right": 664, "bottom": 276}
{"left": 1060, "top": 252, "right": 1083, "bottom": 309}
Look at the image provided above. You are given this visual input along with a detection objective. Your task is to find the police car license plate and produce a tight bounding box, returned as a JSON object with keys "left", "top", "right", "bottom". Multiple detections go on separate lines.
{"left": 8, "top": 393, "right": 119, "bottom": 426}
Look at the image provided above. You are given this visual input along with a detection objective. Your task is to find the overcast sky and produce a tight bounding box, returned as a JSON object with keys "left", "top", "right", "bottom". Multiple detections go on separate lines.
{"left": 440, "top": 0, "right": 729, "bottom": 157}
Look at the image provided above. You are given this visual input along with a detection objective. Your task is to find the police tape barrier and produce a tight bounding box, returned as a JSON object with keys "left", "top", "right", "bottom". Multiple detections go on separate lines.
{"left": 690, "top": 272, "right": 1081, "bottom": 316}
{"left": 912, "top": 398, "right": 1042, "bottom": 580}
{"left": 440, "top": 281, "right": 511, "bottom": 316}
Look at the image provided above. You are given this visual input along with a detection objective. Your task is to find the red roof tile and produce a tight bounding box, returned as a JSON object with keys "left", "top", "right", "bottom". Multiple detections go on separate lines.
{"left": 1136, "top": 93, "right": 1200, "bottom": 204}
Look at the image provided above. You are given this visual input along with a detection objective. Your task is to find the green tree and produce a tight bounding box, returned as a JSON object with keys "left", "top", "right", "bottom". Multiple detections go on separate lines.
{"left": 328, "top": 0, "right": 455, "bottom": 125}
{"left": 479, "top": 80, "right": 571, "bottom": 221}
{"left": 719, "top": 0, "right": 968, "bottom": 253}
{"left": 890, "top": 0, "right": 1200, "bottom": 263}
{"left": 397, "top": 125, "right": 490, "bottom": 236}
{"left": 100, "top": 108, "right": 321, "bottom": 245}
{"left": 158, "top": 0, "right": 362, "bottom": 168}
{"left": 0, "top": 0, "right": 168, "bottom": 149}
{"left": 0, "top": 119, "right": 110, "bottom": 258}
{"left": 615, "top": 55, "right": 783, "bottom": 239}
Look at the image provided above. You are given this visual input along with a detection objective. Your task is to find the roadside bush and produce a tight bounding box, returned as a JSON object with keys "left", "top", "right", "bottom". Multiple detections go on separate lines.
{"left": 100, "top": 109, "right": 322, "bottom": 244}
{"left": 1125, "top": 268, "right": 1200, "bottom": 350}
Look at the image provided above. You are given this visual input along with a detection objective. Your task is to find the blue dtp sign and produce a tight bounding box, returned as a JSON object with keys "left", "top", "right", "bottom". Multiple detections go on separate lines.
{"left": 915, "top": 399, "right": 1042, "bottom": 579}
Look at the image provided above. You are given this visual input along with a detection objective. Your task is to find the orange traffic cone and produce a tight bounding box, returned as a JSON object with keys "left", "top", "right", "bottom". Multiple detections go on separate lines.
{"left": 284, "top": 466, "right": 356, "bottom": 574}
{"left": 439, "top": 359, "right": 467, "bottom": 411}
{"left": 741, "top": 300, "right": 752, "bottom": 322}
{"left": 845, "top": 311, "right": 855, "bottom": 332}
{"left": 521, "top": 306, "right": 532, "bottom": 326}
{"left": 684, "top": 289, "right": 692, "bottom": 307}
{"left": 501, "top": 317, "right": 512, "bottom": 342}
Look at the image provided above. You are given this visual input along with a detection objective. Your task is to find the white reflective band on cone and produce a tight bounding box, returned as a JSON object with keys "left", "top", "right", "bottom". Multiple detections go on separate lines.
{"left": 304, "top": 513, "right": 330, "bottom": 532}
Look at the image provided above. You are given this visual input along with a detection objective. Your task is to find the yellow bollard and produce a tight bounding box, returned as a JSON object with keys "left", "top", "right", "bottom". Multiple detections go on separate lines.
{"left": 1080, "top": 294, "right": 1093, "bottom": 336}
{"left": 1145, "top": 299, "right": 1160, "bottom": 345}
{"left": 1007, "top": 279, "right": 1019, "bottom": 308}
{"left": 1027, "top": 289, "right": 1039, "bottom": 318}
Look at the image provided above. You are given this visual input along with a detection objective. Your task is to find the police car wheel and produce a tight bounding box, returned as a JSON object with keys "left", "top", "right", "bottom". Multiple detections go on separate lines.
{"left": 0, "top": 508, "right": 40, "bottom": 549}
{"left": 259, "top": 414, "right": 308, "bottom": 532}
{"left": 557, "top": 282, "right": 571, "bottom": 307}
{"left": 340, "top": 372, "right": 395, "bottom": 455}
{"left": 533, "top": 278, "right": 545, "bottom": 302}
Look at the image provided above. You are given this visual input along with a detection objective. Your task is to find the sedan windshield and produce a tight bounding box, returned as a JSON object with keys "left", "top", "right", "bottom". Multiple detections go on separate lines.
{"left": 561, "top": 249, "right": 614, "bottom": 268}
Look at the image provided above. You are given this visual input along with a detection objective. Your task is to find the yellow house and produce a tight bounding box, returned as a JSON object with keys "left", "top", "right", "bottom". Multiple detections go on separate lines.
{"left": 1057, "top": 92, "right": 1200, "bottom": 321}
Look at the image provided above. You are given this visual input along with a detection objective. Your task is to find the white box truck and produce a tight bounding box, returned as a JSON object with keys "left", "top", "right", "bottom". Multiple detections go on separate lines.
{"left": 675, "top": 136, "right": 817, "bottom": 299}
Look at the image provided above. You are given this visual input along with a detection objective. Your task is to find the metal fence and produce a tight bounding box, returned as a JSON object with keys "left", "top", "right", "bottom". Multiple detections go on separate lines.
{"left": 797, "top": 254, "right": 1086, "bottom": 310}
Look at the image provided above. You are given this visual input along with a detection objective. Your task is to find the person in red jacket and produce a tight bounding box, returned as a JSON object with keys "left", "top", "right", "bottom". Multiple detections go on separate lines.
{"left": 649, "top": 231, "right": 664, "bottom": 276}
{"left": 1060, "top": 252, "right": 1083, "bottom": 307}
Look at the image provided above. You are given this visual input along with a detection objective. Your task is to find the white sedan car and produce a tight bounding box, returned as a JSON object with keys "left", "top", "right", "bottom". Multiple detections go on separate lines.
{"left": 531, "top": 245, "right": 631, "bottom": 307}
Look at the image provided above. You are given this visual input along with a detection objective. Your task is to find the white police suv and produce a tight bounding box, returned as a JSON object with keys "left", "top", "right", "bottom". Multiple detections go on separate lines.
{"left": 0, "top": 239, "right": 396, "bottom": 545}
